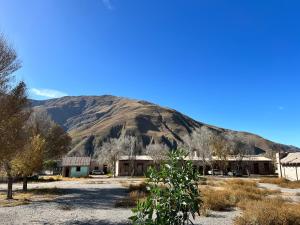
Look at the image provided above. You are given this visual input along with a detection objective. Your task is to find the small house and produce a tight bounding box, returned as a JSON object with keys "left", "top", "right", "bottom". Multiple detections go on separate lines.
{"left": 62, "top": 157, "right": 91, "bottom": 177}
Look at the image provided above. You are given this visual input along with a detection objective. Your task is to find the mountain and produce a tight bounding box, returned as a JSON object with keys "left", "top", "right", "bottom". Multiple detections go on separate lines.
{"left": 31, "top": 95, "right": 299, "bottom": 158}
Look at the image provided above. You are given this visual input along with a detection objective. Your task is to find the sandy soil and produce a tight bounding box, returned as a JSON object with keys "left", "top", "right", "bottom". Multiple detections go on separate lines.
{"left": 0, "top": 177, "right": 240, "bottom": 225}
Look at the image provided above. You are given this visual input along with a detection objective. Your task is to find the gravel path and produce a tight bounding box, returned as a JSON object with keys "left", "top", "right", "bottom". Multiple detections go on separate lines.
{"left": 258, "top": 182, "right": 300, "bottom": 203}
{"left": 0, "top": 178, "right": 240, "bottom": 225}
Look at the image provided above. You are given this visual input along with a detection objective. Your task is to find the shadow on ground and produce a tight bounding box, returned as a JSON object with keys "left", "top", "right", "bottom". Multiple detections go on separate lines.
{"left": 64, "top": 219, "right": 131, "bottom": 225}
{"left": 51, "top": 187, "right": 128, "bottom": 210}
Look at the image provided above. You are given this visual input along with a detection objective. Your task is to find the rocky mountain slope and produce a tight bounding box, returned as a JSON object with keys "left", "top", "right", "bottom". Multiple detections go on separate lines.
{"left": 31, "top": 95, "right": 299, "bottom": 157}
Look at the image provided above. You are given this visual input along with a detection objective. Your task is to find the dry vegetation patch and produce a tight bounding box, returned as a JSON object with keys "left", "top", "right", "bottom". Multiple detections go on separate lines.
{"left": 35, "top": 175, "right": 62, "bottom": 182}
{"left": 259, "top": 178, "right": 300, "bottom": 189}
{"left": 0, "top": 187, "right": 66, "bottom": 207}
{"left": 0, "top": 192, "right": 31, "bottom": 207}
{"left": 115, "top": 182, "right": 148, "bottom": 208}
{"left": 200, "top": 178, "right": 281, "bottom": 214}
{"left": 234, "top": 198, "right": 300, "bottom": 225}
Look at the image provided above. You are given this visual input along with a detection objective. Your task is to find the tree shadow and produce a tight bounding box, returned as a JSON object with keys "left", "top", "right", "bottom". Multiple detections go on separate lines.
{"left": 51, "top": 187, "right": 129, "bottom": 209}
{"left": 63, "top": 219, "right": 131, "bottom": 225}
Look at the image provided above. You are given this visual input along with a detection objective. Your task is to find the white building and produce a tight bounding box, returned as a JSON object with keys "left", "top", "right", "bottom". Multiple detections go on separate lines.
{"left": 277, "top": 152, "right": 300, "bottom": 181}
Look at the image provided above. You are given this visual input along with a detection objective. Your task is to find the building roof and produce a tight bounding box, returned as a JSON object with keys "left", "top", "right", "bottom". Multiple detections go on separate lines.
{"left": 62, "top": 157, "right": 91, "bottom": 166}
{"left": 188, "top": 155, "right": 272, "bottom": 161}
{"left": 280, "top": 153, "right": 300, "bottom": 165}
{"left": 118, "top": 155, "right": 272, "bottom": 162}
{"left": 119, "top": 155, "right": 153, "bottom": 161}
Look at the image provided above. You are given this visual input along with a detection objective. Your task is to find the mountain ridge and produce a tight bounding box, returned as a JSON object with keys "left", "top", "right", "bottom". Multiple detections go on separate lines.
{"left": 31, "top": 95, "right": 300, "bottom": 158}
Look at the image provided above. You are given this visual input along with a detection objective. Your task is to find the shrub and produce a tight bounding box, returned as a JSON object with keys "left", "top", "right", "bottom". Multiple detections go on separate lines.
{"left": 234, "top": 198, "right": 300, "bottom": 225}
{"left": 129, "top": 149, "right": 202, "bottom": 225}
{"left": 225, "top": 179, "right": 257, "bottom": 187}
{"left": 200, "top": 178, "right": 281, "bottom": 212}
{"left": 129, "top": 182, "right": 147, "bottom": 192}
{"left": 201, "top": 188, "right": 233, "bottom": 211}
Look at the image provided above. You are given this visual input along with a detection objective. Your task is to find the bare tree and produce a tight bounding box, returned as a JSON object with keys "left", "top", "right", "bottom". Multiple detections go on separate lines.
{"left": 124, "top": 136, "right": 138, "bottom": 177}
{"left": 211, "top": 134, "right": 231, "bottom": 175}
{"left": 26, "top": 110, "right": 55, "bottom": 137}
{"left": 0, "top": 35, "right": 21, "bottom": 94}
{"left": 228, "top": 136, "right": 254, "bottom": 175}
{"left": 100, "top": 137, "right": 128, "bottom": 177}
{"left": 146, "top": 139, "right": 169, "bottom": 168}
{"left": 183, "top": 127, "right": 213, "bottom": 175}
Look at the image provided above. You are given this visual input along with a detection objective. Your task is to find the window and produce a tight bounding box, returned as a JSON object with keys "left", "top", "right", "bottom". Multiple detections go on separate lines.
{"left": 76, "top": 166, "right": 81, "bottom": 172}
{"left": 95, "top": 166, "right": 99, "bottom": 170}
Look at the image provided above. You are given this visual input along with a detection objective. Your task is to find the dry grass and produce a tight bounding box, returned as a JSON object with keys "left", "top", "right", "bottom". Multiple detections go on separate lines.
{"left": 224, "top": 179, "right": 257, "bottom": 187}
{"left": 200, "top": 179, "right": 281, "bottom": 213}
{"left": 37, "top": 175, "right": 63, "bottom": 182}
{"left": 128, "top": 182, "right": 147, "bottom": 192}
{"left": 39, "top": 175, "right": 92, "bottom": 182}
{"left": 259, "top": 178, "right": 300, "bottom": 189}
{"left": 0, "top": 187, "right": 65, "bottom": 207}
{"left": 201, "top": 188, "right": 233, "bottom": 211}
{"left": 115, "top": 182, "right": 148, "bottom": 208}
{"left": 205, "top": 177, "right": 225, "bottom": 187}
{"left": 200, "top": 178, "right": 300, "bottom": 224}
{"left": 0, "top": 192, "right": 31, "bottom": 207}
{"left": 234, "top": 198, "right": 300, "bottom": 225}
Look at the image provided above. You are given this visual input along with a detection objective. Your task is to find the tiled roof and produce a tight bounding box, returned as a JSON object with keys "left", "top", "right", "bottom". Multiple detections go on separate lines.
{"left": 62, "top": 157, "right": 91, "bottom": 166}
{"left": 281, "top": 153, "right": 300, "bottom": 165}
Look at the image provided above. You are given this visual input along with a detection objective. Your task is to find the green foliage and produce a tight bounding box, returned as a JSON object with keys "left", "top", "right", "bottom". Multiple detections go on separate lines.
{"left": 129, "top": 149, "right": 202, "bottom": 225}
{"left": 44, "top": 124, "right": 71, "bottom": 160}
{"left": 43, "top": 160, "right": 58, "bottom": 170}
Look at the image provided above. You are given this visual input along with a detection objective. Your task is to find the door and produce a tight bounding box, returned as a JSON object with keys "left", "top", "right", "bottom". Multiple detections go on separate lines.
{"left": 264, "top": 163, "right": 270, "bottom": 174}
{"left": 254, "top": 163, "right": 259, "bottom": 174}
{"left": 65, "top": 167, "right": 70, "bottom": 177}
{"left": 103, "top": 165, "right": 108, "bottom": 174}
{"left": 137, "top": 163, "right": 143, "bottom": 176}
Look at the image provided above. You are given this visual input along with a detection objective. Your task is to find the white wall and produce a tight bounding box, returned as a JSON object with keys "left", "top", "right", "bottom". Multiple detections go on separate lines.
{"left": 281, "top": 165, "right": 299, "bottom": 181}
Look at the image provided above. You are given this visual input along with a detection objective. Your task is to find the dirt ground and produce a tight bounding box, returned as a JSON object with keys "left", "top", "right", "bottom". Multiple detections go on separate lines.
{"left": 0, "top": 176, "right": 298, "bottom": 225}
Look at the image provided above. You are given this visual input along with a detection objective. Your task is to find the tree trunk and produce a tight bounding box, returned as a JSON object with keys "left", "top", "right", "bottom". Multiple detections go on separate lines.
{"left": 113, "top": 161, "right": 116, "bottom": 178}
{"left": 4, "top": 162, "right": 13, "bottom": 200}
{"left": 202, "top": 164, "right": 206, "bottom": 176}
{"left": 7, "top": 175, "right": 13, "bottom": 199}
{"left": 131, "top": 160, "right": 135, "bottom": 178}
{"left": 211, "top": 163, "right": 215, "bottom": 175}
{"left": 23, "top": 176, "right": 28, "bottom": 192}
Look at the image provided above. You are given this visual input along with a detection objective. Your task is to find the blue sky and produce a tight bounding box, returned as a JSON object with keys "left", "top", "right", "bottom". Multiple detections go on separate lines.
{"left": 0, "top": 0, "right": 299, "bottom": 147}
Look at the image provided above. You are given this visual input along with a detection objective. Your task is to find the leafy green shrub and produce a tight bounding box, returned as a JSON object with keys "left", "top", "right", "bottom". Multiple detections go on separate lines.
{"left": 129, "top": 149, "right": 202, "bottom": 225}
